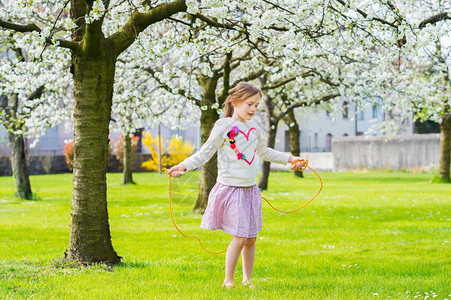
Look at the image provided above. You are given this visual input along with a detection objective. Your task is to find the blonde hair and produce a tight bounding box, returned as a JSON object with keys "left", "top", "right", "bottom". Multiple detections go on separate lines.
{"left": 223, "top": 82, "right": 262, "bottom": 118}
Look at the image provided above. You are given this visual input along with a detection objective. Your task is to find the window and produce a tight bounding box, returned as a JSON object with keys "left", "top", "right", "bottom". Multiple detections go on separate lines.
{"left": 133, "top": 128, "right": 143, "bottom": 153}
{"left": 343, "top": 102, "right": 349, "bottom": 119}
{"left": 326, "top": 133, "right": 332, "bottom": 152}
{"left": 372, "top": 104, "right": 378, "bottom": 118}
{"left": 314, "top": 133, "right": 318, "bottom": 152}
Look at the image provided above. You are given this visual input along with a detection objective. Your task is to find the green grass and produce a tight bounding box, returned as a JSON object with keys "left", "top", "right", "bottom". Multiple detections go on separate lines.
{"left": 0, "top": 171, "right": 450, "bottom": 299}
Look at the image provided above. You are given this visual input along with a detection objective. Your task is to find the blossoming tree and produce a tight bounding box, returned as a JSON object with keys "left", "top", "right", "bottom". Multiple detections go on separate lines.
{"left": 1, "top": 0, "right": 448, "bottom": 264}
{"left": 0, "top": 32, "right": 72, "bottom": 199}
{"left": 332, "top": 0, "right": 451, "bottom": 180}
{"left": 1, "top": 0, "right": 190, "bottom": 263}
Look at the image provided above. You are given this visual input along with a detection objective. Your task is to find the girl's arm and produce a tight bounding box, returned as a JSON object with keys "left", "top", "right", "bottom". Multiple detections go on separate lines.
{"left": 169, "top": 119, "right": 227, "bottom": 176}
{"left": 256, "top": 127, "right": 304, "bottom": 168}
{"left": 255, "top": 130, "right": 290, "bottom": 165}
{"left": 166, "top": 163, "right": 186, "bottom": 178}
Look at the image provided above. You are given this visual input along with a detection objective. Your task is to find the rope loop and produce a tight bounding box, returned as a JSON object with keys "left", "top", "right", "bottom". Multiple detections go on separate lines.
{"left": 166, "top": 159, "right": 322, "bottom": 254}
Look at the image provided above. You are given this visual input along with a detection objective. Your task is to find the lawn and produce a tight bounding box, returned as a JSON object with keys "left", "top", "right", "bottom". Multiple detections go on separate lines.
{"left": 0, "top": 171, "right": 449, "bottom": 299}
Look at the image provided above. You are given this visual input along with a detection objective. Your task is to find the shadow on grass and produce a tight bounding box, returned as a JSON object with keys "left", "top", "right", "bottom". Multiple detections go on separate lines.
{"left": 28, "top": 193, "right": 42, "bottom": 201}
{"left": 1, "top": 259, "right": 151, "bottom": 274}
{"left": 430, "top": 175, "right": 451, "bottom": 184}
{"left": 116, "top": 261, "right": 150, "bottom": 269}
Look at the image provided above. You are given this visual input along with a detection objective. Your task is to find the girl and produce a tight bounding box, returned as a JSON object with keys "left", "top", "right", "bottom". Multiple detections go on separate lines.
{"left": 167, "top": 82, "right": 304, "bottom": 289}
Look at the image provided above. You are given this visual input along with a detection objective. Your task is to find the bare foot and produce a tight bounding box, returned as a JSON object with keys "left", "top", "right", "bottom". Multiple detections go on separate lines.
{"left": 242, "top": 281, "right": 258, "bottom": 290}
{"left": 222, "top": 282, "right": 235, "bottom": 289}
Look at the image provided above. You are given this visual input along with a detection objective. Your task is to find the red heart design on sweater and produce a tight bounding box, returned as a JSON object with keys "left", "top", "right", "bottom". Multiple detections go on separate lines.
{"left": 238, "top": 128, "right": 257, "bottom": 141}
{"left": 238, "top": 127, "right": 258, "bottom": 165}
{"left": 243, "top": 150, "right": 257, "bottom": 165}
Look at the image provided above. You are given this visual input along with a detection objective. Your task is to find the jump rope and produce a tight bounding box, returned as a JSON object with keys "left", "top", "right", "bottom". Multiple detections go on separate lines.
{"left": 165, "top": 159, "right": 323, "bottom": 254}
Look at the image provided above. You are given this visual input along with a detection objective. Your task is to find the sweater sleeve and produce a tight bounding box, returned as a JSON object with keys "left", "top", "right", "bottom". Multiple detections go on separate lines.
{"left": 256, "top": 125, "right": 290, "bottom": 165}
{"left": 181, "top": 119, "right": 227, "bottom": 171}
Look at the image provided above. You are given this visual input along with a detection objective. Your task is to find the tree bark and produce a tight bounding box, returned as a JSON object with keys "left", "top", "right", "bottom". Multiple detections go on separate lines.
{"left": 65, "top": 51, "right": 121, "bottom": 264}
{"left": 8, "top": 131, "right": 33, "bottom": 199}
{"left": 284, "top": 109, "right": 303, "bottom": 178}
{"left": 434, "top": 38, "right": 450, "bottom": 182}
{"left": 258, "top": 124, "right": 277, "bottom": 191}
{"left": 193, "top": 73, "right": 220, "bottom": 213}
{"left": 123, "top": 134, "right": 134, "bottom": 184}
{"left": 439, "top": 113, "right": 451, "bottom": 181}
{"left": 258, "top": 85, "right": 277, "bottom": 191}
{"left": 193, "top": 106, "right": 219, "bottom": 213}
{"left": 64, "top": 0, "right": 187, "bottom": 263}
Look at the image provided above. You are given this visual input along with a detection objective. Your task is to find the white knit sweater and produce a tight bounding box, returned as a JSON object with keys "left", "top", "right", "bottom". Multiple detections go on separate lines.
{"left": 181, "top": 117, "right": 290, "bottom": 187}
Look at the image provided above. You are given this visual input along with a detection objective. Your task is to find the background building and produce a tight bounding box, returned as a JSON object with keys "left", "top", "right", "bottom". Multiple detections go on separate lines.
{"left": 272, "top": 100, "right": 413, "bottom": 153}
{"left": 0, "top": 98, "right": 416, "bottom": 157}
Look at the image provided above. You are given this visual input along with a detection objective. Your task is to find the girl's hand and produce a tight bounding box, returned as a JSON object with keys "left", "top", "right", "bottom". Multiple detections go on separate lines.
{"left": 288, "top": 156, "right": 306, "bottom": 170}
{"left": 166, "top": 164, "right": 187, "bottom": 178}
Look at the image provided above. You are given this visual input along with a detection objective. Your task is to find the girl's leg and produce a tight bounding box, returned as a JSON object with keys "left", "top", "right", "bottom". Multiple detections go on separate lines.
{"left": 223, "top": 236, "right": 247, "bottom": 287}
{"left": 241, "top": 237, "right": 256, "bottom": 286}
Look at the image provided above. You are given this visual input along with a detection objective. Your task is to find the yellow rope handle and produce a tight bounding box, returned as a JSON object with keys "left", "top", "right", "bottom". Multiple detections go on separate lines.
{"left": 166, "top": 159, "right": 322, "bottom": 254}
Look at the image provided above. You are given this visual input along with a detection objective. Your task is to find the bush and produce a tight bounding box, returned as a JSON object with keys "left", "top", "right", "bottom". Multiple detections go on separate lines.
{"left": 63, "top": 141, "right": 74, "bottom": 170}
{"left": 141, "top": 133, "right": 194, "bottom": 171}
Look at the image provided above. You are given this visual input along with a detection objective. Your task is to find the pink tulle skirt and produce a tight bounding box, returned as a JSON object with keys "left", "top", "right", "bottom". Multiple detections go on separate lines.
{"left": 200, "top": 182, "right": 262, "bottom": 238}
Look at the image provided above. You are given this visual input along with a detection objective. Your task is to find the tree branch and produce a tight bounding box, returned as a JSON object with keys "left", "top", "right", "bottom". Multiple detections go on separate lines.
{"left": 307, "top": 69, "right": 341, "bottom": 87}
{"left": 55, "top": 39, "right": 80, "bottom": 50}
{"left": 194, "top": 13, "right": 235, "bottom": 30}
{"left": 231, "top": 67, "right": 268, "bottom": 89}
{"left": 217, "top": 45, "right": 250, "bottom": 77}
{"left": 28, "top": 86, "right": 45, "bottom": 100}
{"left": 276, "top": 92, "right": 340, "bottom": 121}
{"left": 0, "top": 19, "right": 79, "bottom": 51}
{"left": 333, "top": 0, "right": 399, "bottom": 29}
{"left": 82, "top": 1, "right": 115, "bottom": 55}
{"left": 108, "top": 0, "right": 187, "bottom": 56}
{"left": 168, "top": 17, "right": 192, "bottom": 27}
{"left": 419, "top": 12, "right": 450, "bottom": 29}
{"left": 140, "top": 65, "right": 201, "bottom": 106}
{"left": 262, "top": 73, "right": 313, "bottom": 90}
{"left": 0, "top": 19, "right": 41, "bottom": 32}
{"left": 196, "top": 13, "right": 292, "bottom": 34}
{"left": 218, "top": 52, "right": 232, "bottom": 106}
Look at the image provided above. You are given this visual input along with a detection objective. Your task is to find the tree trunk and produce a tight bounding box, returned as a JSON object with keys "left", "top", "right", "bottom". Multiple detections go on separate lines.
{"left": 258, "top": 124, "right": 277, "bottom": 190}
{"left": 434, "top": 38, "right": 451, "bottom": 182}
{"left": 62, "top": 0, "right": 188, "bottom": 263}
{"left": 65, "top": 52, "right": 121, "bottom": 264}
{"left": 258, "top": 85, "right": 277, "bottom": 191}
{"left": 192, "top": 73, "right": 220, "bottom": 213}
{"left": 284, "top": 110, "right": 303, "bottom": 178}
{"left": 193, "top": 107, "right": 219, "bottom": 213}
{"left": 0, "top": 94, "right": 33, "bottom": 199}
{"left": 439, "top": 113, "right": 451, "bottom": 182}
{"left": 158, "top": 123, "right": 162, "bottom": 175}
{"left": 8, "top": 131, "right": 33, "bottom": 199}
{"left": 123, "top": 134, "right": 134, "bottom": 185}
